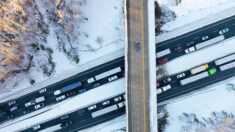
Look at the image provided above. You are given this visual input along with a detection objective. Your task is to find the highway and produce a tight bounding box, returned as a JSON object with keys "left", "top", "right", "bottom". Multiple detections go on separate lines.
{"left": 157, "top": 54, "right": 235, "bottom": 103}
{"left": 156, "top": 15, "right": 235, "bottom": 64}
{"left": 0, "top": 57, "right": 125, "bottom": 124}
{"left": 126, "top": 0, "right": 151, "bottom": 131}
{"left": 19, "top": 93, "right": 126, "bottom": 132}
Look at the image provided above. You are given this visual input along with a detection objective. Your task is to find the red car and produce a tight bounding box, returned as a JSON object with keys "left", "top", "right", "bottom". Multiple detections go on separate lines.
{"left": 156, "top": 83, "right": 160, "bottom": 88}
{"left": 158, "top": 58, "right": 167, "bottom": 64}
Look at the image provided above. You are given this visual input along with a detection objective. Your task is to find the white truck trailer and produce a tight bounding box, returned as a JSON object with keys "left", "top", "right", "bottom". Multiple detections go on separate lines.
{"left": 91, "top": 105, "right": 118, "bottom": 118}
{"left": 87, "top": 67, "right": 122, "bottom": 83}
{"left": 195, "top": 35, "right": 224, "bottom": 49}
{"left": 190, "top": 64, "right": 209, "bottom": 75}
{"left": 38, "top": 124, "right": 62, "bottom": 132}
{"left": 156, "top": 48, "right": 171, "bottom": 58}
{"left": 180, "top": 71, "right": 209, "bottom": 85}
{"left": 215, "top": 54, "right": 235, "bottom": 66}
{"left": 219, "top": 61, "right": 235, "bottom": 71}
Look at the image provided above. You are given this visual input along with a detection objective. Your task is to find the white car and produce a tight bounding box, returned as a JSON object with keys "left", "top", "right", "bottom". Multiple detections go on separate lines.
{"left": 177, "top": 73, "right": 185, "bottom": 79}
{"left": 117, "top": 102, "right": 125, "bottom": 108}
{"left": 87, "top": 77, "right": 95, "bottom": 83}
{"left": 25, "top": 100, "right": 35, "bottom": 107}
{"left": 202, "top": 35, "right": 209, "bottom": 41}
{"left": 88, "top": 105, "right": 97, "bottom": 111}
{"left": 54, "top": 90, "right": 62, "bottom": 95}
{"left": 157, "top": 88, "right": 162, "bottom": 95}
{"left": 39, "top": 88, "right": 47, "bottom": 94}
{"left": 108, "top": 75, "right": 118, "bottom": 82}
{"left": 219, "top": 28, "right": 229, "bottom": 35}
{"left": 56, "top": 95, "right": 66, "bottom": 102}
{"left": 10, "top": 106, "right": 18, "bottom": 112}
{"left": 32, "top": 125, "right": 41, "bottom": 130}
{"left": 185, "top": 46, "right": 195, "bottom": 54}
{"left": 162, "top": 85, "right": 171, "bottom": 91}
{"left": 8, "top": 100, "right": 16, "bottom": 106}
{"left": 102, "top": 100, "right": 110, "bottom": 105}
{"left": 114, "top": 96, "right": 122, "bottom": 102}
{"left": 35, "top": 103, "right": 44, "bottom": 110}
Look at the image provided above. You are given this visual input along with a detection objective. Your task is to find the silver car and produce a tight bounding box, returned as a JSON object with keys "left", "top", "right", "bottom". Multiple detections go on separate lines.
{"left": 202, "top": 36, "right": 209, "bottom": 41}
{"left": 219, "top": 28, "right": 229, "bottom": 35}
{"left": 177, "top": 73, "right": 185, "bottom": 79}
{"left": 35, "top": 103, "right": 44, "bottom": 110}
{"left": 10, "top": 106, "right": 18, "bottom": 112}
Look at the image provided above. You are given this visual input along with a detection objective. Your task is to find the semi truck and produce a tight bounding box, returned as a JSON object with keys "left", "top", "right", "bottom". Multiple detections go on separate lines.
{"left": 190, "top": 64, "right": 209, "bottom": 75}
{"left": 215, "top": 53, "right": 235, "bottom": 66}
{"left": 180, "top": 71, "right": 209, "bottom": 85}
{"left": 91, "top": 104, "right": 118, "bottom": 118}
{"left": 38, "top": 124, "right": 62, "bottom": 132}
{"left": 87, "top": 67, "right": 122, "bottom": 84}
{"left": 54, "top": 82, "right": 82, "bottom": 95}
{"left": 219, "top": 61, "right": 235, "bottom": 71}
{"left": 195, "top": 35, "right": 224, "bottom": 50}
{"left": 156, "top": 48, "right": 171, "bottom": 58}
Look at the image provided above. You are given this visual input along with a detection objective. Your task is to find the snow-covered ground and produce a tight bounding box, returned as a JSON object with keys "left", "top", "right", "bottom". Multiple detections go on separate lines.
{"left": 157, "top": 0, "right": 235, "bottom": 31}
{"left": 165, "top": 77, "right": 235, "bottom": 132}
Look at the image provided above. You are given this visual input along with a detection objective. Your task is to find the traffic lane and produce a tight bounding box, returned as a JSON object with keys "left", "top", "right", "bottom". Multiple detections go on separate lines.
{"left": 156, "top": 15, "right": 235, "bottom": 48}
{"left": 22, "top": 94, "right": 125, "bottom": 132}
{"left": 0, "top": 57, "right": 125, "bottom": 123}
{"left": 157, "top": 64, "right": 235, "bottom": 103}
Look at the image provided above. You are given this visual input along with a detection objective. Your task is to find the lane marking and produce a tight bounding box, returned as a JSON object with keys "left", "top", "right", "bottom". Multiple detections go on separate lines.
{"left": 140, "top": 0, "right": 146, "bottom": 131}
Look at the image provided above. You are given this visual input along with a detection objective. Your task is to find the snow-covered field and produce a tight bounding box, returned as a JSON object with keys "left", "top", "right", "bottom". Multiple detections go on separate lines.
{"left": 157, "top": 0, "right": 235, "bottom": 31}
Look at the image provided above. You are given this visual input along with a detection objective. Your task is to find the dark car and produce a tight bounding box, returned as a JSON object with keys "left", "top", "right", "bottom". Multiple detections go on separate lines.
{"left": 137, "top": 42, "right": 141, "bottom": 52}
{"left": 158, "top": 58, "right": 167, "bottom": 64}
{"left": 163, "top": 78, "right": 171, "bottom": 83}
{"left": 61, "top": 120, "right": 72, "bottom": 128}
{"left": 174, "top": 46, "right": 182, "bottom": 52}
{"left": 186, "top": 41, "right": 194, "bottom": 47}
{"left": 66, "top": 90, "right": 76, "bottom": 97}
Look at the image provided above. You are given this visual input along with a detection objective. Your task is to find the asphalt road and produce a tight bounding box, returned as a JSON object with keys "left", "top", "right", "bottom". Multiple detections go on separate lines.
{"left": 126, "top": 0, "right": 150, "bottom": 132}
{"left": 156, "top": 15, "right": 235, "bottom": 64}
{"left": 0, "top": 57, "right": 125, "bottom": 124}
{"left": 157, "top": 56, "right": 235, "bottom": 103}
{"left": 20, "top": 93, "right": 126, "bottom": 132}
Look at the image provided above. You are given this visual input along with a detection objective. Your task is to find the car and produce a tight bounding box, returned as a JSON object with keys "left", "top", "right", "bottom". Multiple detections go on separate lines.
{"left": 56, "top": 95, "right": 66, "bottom": 102}
{"left": 32, "top": 125, "right": 41, "bottom": 130}
{"left": 87, "top": 77, "right": 95, "bottom": 83}
{"left": 157, "top": 88, "right": 162, "bottom": 95}
{"left": 156, "top": 82, "right": 160, "bottom": 88}
{"left": 61, "top": 115, "right": 69, "bottom": 120}
{"left": 137, "top": 42, "right": 141, "bottom": 52}
{"left": 177, "top": 73, "right": 185, "bottom": 79}
{"left": 186, "top": 41, "right": 194, "bottom": 47}
{"left": 114, "top": 96, "right": 122, "bottom": 102}
{"left": 202, "top": 36, "right": 209, "bottom": 41}
{"left": 162, "top": 85, "right": 171, "bottom": 91}
{"left": 163, "top": 78, "right": 171, "bottom": 83}
{"left": 25, "top": 100, "right": 35, "bottom": 107}
{"left": 61, "top": 120, "right": 72, "bottom": 128}
{"left": 54, "top": 90, "right": 62, "bottom": 95}
{"left": 39, "top": 88, "right": 47, "bottom": 94}
{"left": 102, "top": 100, "right": 110, "bottom": 105}
{"left": 88, "top": 105, "right": 97, "bottom": 111}
{"left": 8, "top": 100, "right": 16, "bottom": 106}
{"left": 34, "top": 103, "right": 44, "bottom": 110}
{"left": 185, "top": 46, "right": 196, "bottom": 54}
{"left": 108, "top": 75, "right": 118, "bottom": 82}
{"left": 174, "top": 46, "right": 182, "bottom": 52}
{"left": 219, "top": 28, "right": 229, "bottom": 35}
{"left": 66, "top": 90, "right": 76, "bottom": 97}
{"left": 10, "top": 106, "right": 18, "bottom": 112}
{"left": 158, "top": 58, "right": 167, "bottom": 64}
{"left": 208, "top": 68, "right": 217, "bottom": 75}
{"left": 117, "top": 102, "right": 125, "bottom": 108}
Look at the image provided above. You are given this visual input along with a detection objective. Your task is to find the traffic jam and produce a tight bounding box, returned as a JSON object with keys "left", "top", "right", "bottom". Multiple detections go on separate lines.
{"left": 157, "top": 53, "right": 235, "bottom": 96}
